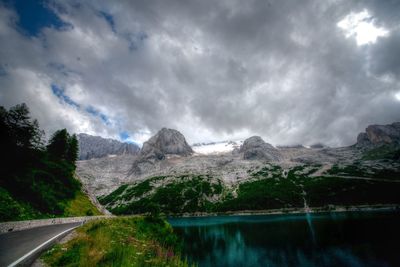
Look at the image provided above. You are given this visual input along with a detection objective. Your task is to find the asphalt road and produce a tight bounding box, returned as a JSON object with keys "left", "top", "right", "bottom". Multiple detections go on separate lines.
{"left": 0, "top": 222, "right": 81, "bottom": 266}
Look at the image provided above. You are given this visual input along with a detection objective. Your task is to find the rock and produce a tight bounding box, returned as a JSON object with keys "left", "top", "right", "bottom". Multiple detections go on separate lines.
{"left": 356, "top": 133, "right": 370, "bottom": 147}
{"left": 77, "top": 133, "right": 140, "bottom": 160}
{"left": 141, "top": 128, "right": 193, "bottom": 158}
{"left": 130, "top": 128, "right": 193, "bottom": 175}
{"left": 356, "top": 122, "right": 400, "bottom": 147}
{"left": 76, "top": 154, "right": 138, "bottom": 196}
{"left": 239, "top": 136, "right": 282, "bottom": 161}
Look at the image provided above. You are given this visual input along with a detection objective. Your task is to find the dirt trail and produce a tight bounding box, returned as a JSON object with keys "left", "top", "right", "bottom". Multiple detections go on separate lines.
{"left": 310, "top": 164, "right": 332, "bottom": 177}
{"left": 323, "top": 175, "right": 400, "bottom": 183}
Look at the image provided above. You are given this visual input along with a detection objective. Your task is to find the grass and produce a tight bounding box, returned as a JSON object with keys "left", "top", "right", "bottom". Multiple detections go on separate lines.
{"left": 42, "top": 217, "right": 191, "bottom": 267}
{"left": 63, "top": 191, "right": 102, "bottom": 217}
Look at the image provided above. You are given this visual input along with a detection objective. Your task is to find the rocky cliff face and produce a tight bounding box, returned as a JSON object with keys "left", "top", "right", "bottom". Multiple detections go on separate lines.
{"left": 239, "top": 136, "right": 282, "bottom": 161}
{"left": 141, "top": 128, "right": 193, "bottom": 158}
{"left": 130, "top": 128, "right": 193, "bottom": 175}
{"left": 356, "top": 122, "right": 400, "bottom": 147}
{"left": 78, "top": 133, "right": 140, "bottom": 160}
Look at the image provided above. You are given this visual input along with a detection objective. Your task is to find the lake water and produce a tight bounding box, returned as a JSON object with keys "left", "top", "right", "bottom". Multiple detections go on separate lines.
{"left": 169, "top": 211, "right": 400, "bottom": 267}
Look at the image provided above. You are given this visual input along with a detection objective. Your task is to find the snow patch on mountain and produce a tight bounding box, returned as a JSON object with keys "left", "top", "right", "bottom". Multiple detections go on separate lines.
{"left": 192, "top": 140, "right": 243, "bottom": 154}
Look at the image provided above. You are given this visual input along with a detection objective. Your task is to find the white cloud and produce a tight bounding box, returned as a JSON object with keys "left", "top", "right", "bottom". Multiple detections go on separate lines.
{"left": 395, "top": 92, "right": 400, "bottom": 101}
{"left": 337, "top": 9, "right": 389, "bottom": 46}
{"left": 1, "top": 1, "right": 400, "bottom": 147}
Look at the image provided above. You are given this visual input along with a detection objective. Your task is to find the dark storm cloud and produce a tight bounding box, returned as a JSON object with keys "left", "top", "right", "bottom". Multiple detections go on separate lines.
{"left": 369, "top": 31, "right": 400, "bottom": 78}
{"left": 0, "top": 0, "right": 399, "bottom": 146}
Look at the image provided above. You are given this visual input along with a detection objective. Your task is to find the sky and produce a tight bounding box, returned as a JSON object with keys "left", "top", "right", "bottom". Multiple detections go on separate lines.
{"left": 0, "top": 0, "right": 400, "bottom": 147}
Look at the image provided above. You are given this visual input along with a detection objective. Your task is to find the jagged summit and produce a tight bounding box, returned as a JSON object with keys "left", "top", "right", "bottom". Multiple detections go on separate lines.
{"left": 141, "top": 128, "right": 193, "bottom": 158}
{"left": 240, "top": 136, "right": 282, "bottom": 161}
{"left": 129, "top": 128, "right": 193, "bottom": 175}
{"left": 77, "top": 133, "right": 140, "bottom": 160}
{"left": 356, "top": 122, "right": 400, "bottom": 147}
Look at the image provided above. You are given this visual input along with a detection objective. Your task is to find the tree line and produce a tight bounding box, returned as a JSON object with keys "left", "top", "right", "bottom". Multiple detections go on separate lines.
{"left": 0, "top": 103, "right": 82, "bottom": 220}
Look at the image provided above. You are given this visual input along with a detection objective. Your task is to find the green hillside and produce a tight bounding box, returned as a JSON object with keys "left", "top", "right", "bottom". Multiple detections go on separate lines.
{"left": 0, "top": 103, "right": 100, "bottom": 222}
{"left": 101, "top": 164, "right": 400, "bottom": 215}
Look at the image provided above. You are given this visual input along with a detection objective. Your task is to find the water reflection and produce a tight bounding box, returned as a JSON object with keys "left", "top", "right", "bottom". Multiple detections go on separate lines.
{"left": 305, "top": 212, "right": 316, "bottom": 244}
{"left": 169, "top": 211, "right": 400, "bottom": 267}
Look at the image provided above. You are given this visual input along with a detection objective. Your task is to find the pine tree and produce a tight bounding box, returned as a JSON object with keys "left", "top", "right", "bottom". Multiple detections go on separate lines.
{"left": 47, "top": 129, "right": 70, "bottom": 160}
{"left": 67, "top": 134, "right": 79, "bottom": 165}
{"left": 2, "top": 103, "right": 43, "bottom": 149}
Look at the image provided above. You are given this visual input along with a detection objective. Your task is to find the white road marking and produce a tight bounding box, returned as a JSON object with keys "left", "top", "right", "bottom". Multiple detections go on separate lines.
{"left": 7, "top": 224, "right": 81, "bottom": 267}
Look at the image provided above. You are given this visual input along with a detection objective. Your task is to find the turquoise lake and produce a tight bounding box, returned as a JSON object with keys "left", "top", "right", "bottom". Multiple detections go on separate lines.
{"left": 169, "top": 211, "right": 400, "bottom": 267}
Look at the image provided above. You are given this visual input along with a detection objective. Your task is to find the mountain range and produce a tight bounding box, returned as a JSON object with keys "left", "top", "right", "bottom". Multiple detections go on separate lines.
{"left": 77, "top": 133, "right": 140, "bottom": 160}
{"left": 76, "top": 122, "right": 400, "bottom": 215}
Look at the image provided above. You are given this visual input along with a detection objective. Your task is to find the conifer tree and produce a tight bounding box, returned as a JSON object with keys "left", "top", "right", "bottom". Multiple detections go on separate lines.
{"left": 47, "top": 129, "right": 70, "bottom": 160}
{"left": 67, "top": 134, "right": 79, "bottom": 165}
{"left": 2, "top": 103, "right": 43, "bottom": 149}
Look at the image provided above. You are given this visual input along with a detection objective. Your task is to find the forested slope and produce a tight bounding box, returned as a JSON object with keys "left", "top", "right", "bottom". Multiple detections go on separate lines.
{"left": 0, "top": 103, "right": 100, "bottom": 222}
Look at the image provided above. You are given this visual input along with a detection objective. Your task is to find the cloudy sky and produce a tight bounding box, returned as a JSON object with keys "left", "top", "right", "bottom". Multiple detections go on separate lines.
{"left": 1, "top": 0, "right": 400, "bottom": 147}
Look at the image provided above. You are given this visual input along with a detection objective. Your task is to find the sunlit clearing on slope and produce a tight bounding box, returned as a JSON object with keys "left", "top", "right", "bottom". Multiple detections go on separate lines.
{"left": 337, "top": 9, "right": 389, "bottom": 46}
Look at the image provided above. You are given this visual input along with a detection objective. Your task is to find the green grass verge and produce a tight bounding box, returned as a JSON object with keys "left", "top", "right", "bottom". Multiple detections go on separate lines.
{"left": 42, "top": 217, "right": 191, "bottom": 267}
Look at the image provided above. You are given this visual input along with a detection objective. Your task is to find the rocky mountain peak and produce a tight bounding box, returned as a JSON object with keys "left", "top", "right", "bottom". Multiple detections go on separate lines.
{"left": 141, "top": 128, "right": 193, "bottom": 158}
{"left": 129, "top": 128, "right": 193, "bottom": 175}
{"left": 240, "top": 136, "right": 282, "bottom": 161}
{"left": 356, "top": 122, "right": 400, "bottom": 147}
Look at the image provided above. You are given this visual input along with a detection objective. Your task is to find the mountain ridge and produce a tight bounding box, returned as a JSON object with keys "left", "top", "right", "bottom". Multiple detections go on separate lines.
{"left": 77, "top": 121, "right": 400, "bottom": 198}
{"left": 357, "top": 122, "right": 400, "bottom": 148}
{"left": 77, "top": 133, "right": 140, "bottom": 160}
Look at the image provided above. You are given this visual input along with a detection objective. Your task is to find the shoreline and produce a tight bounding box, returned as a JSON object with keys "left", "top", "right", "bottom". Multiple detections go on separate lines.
{"left": 168, "top": 204, "right": 400, "bottom": 218}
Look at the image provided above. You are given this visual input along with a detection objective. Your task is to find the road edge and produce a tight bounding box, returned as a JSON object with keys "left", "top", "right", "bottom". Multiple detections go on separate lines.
{"left": 7, "top": 224, "right": 80, "bottom": 267}
{"left": 0, "top": 216, "right": 111, "bottom": 234}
